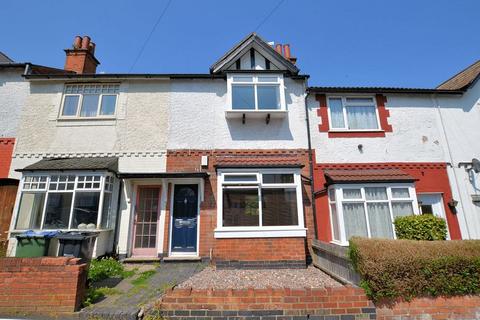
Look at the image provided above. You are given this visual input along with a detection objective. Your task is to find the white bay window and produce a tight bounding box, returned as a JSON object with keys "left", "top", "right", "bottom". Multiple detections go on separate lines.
{"left": 215, "top": 170, "right": 305, "bottom": 238}
{"left": 14, "top": 173, "right": 117, "bottom": 231}
{"left": 328, "top": 183, "right": 419, "bottom": 245}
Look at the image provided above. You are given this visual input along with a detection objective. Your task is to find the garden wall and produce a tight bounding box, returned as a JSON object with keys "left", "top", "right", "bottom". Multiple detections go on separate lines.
{"left": 0, "top": 257, "right": 87, "bottom": 316}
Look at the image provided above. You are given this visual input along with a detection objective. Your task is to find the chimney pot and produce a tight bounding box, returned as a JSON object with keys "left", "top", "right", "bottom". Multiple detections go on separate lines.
{"left": 73, "top": 36, "right": 82, "bottom": 49}
{"left": 283, "top": 44, "right": 291, "bottom": 59}
{"left": 275, "top": 44, "right": 283, "bottom": 55}
{"left": 81, "top": 36, "right": 91, "bottom": 49}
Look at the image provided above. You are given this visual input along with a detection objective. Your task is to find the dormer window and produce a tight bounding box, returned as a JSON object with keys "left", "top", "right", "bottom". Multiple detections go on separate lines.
{"left": 60, "top": 84, "right": 119, "bottom": 119}
{"left": 328, "top": 97, "right": 380, "bottom": 131}
{"left": 228, "top": 74, "right": 285, "bottom": 111}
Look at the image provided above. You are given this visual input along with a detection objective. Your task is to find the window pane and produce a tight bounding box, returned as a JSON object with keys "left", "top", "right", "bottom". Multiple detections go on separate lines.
{"left": 328, "top": 98, "right": 345, "bottom": 128}
{"left": 100, "top": 95, "right": 117, "bottom": 115}
{"left": 15, "top": 193, "right": 45, "bottom": 229}
{"left": 43, "top": 193, "right": 73, "bottom": 229}
{"left": 262, "top": 188, "right": 298, "bottom": 226}
{"left": 330, "top": 204, "right": 340, "bottom": 241}
{"left": 262, "top": 174, "right": 294, "bottom": 184}
{"left": 101, "top": 193, "right": 112, "bottom": 229}
{"left": 367, "top": 203, "right": 393, "bottom": 238}
{"left": 346, "top": 97, "right": 374, "bottom": 104}
{"left": 365, "top": 187, "right": 387, "bottom": 200}
{"left": 257, "top": 85, "right": 280, "bottom": 110}
{"left": 72, "top": 192, "right": 100, "bottom": 229}
{"left": 62, "top": 96, "right": 79, "bottom": 116}
{"left": 232, "top": 85, "right": 255, "bottom": 110}
{"left": 232, "top": 76, "right": 253, "bottom": 82}
{"left": 392, "top": 188, "right": 410, "bottom": 199}
{"left": 258, "top": 76, "right": 278, "bottom": 82}
{"left": 343, "top": 189, "right": 362, "bottom": 199}
{"left": 80, "top": 95, "right": 99, "bottom": 117}
{"left": 223, "top": 188, "right": 259, "bottom": 226}
{"left": 328, "top": 189, "right": 336, "bottom": 202}
{"left": 223, "top": 174, "right": 258, "bottom": 184}
{"left": 392, "top": 202, "right": 414, "bottom": 218}
{"left": 343, "top": 203, "right": 368, "bottom": 239}
{"left": 346, "top": 106, "right": 378, "bottom": 129}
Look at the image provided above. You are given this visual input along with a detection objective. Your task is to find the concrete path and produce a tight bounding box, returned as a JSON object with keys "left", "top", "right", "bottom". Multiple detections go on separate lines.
{"left": 79, "top": 262, "right": 206, "bottom": 320}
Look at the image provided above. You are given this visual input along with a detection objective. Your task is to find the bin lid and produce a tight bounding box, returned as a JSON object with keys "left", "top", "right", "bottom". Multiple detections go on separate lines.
{"left": 55, "top": 231, "right": 99, "bottom": 240}
{"left": 16, "top": 230, "right": 60, "bottom": 239}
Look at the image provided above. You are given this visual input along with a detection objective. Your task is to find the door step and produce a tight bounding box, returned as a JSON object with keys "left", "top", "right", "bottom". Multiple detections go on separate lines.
{"left": 123, "top": 257, "right": 161, "bottom": 263}
{"left": 163, "top": 256, "right": 202, "bottom": 262}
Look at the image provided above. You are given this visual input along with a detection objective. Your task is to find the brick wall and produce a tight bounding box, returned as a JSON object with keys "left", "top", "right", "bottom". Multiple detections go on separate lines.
{"left": 166, "top": 149, "right": 315, "bottom": 265}
{"left": 154, "top": 286, "right": 480, "bottom": 320}
{"left": 0, "top": 257, "right": 87, "bottom": 316}
{"left": 153, "top": 286, "right": 376, "bottom": 319}
{"left": 0, "top": 139, "right": 15, "bottom": 178}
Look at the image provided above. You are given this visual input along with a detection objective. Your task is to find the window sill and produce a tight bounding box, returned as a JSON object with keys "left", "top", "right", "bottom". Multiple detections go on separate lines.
{"left": 327, "top": 130, "right": 386, "bottom": 138}
{"left": 214, "top": 227, "right": 306, "bottom": 238}
{"left": 55, "top": 117, "right": 117, "bottom": 127}
{"left": 225, "top": 110, "right": 287, "bottom": 123}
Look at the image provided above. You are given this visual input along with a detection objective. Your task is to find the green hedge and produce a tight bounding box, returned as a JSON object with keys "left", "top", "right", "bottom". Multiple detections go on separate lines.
{"left": 394, "top": 214, "right": 447, "bottom": 240}
{"left": 349, "top": 238, "right": 480, "bottom": 302}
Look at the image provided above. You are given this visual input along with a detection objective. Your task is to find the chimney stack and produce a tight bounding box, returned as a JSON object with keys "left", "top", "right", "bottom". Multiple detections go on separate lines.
{"left": 64, "top": 35, "right": 100, "bottom": 74}
{"left": 272, "top": 42, "right": 297, "bottom": 64}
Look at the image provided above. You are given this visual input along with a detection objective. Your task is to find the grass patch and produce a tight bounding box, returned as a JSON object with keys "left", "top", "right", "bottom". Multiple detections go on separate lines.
{"left": 131, "top": 270, "right": 156, "bottom": 286}
{"left": 82, "top": 286, "right": 123, "bottom": 307}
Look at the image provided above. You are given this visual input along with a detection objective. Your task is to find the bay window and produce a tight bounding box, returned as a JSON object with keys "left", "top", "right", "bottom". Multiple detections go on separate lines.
{"left": 328, "top": 184, "right": 418, "bottom": 245}
{"left": 328, "top": 97, "right": 380, "bottom": 130}
{"left": 216, "top": 170, "right": 305, "bottom": 238}
{"left": 60, "top": 83, "right": 119, "bottom": 118}
{"left": 228, "top": 75, "right": 285, "bottom": 111}
{"left": 14, "top": 173, "right": 117, "bottom": 231}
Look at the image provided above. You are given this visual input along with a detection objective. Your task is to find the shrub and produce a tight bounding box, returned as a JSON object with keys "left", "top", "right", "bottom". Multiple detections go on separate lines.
{"left": 88, "top": 257, "right": 125, "bottom": 283}
{"left": 394, "top": 214, "right": 447, "bottom": 240}
{"left": 349, "top": 237, "right": 480, "bottom": 302}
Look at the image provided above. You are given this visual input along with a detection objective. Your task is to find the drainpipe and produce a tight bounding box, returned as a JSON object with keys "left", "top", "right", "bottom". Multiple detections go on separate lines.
{"left": 112, "top": 178, "right": 124, "bottom": 255}
{"left": 304, "top": 81, "right": 319, "bottom": 240}
{"left": 432, "top": 94, "right": 471, "bottom": 239}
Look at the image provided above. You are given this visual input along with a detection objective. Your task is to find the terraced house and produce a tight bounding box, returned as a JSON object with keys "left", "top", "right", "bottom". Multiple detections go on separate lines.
{"left": 4, "top": 33, "right": 480, "bottom": 267}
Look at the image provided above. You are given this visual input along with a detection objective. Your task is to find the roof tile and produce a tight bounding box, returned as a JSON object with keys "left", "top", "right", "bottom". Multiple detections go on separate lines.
{"left": 324, "top": 168, "right": 415, "bottom": 184}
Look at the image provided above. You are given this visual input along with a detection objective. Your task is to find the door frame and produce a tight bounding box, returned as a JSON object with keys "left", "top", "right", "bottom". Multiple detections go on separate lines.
{"left": 168, "top": 180, "right": 201, "bottom": 257}
{"left": 131, "top": 185, "right": 162, "bottom": 257}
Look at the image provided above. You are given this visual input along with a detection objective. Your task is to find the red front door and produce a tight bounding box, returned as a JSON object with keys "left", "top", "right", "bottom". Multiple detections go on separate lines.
{"left": 132, "top": 186, "right": 161, "bottom": 257}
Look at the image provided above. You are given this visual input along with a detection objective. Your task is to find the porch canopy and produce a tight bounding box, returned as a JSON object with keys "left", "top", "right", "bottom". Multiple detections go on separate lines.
{"left": 17, "top": 157, "right": 119, "bottom": 173}
{"left": 214, "top": 155, "right": 304, "bottom": 168}
{"left": 324, "top": 168, "right": 416, "bottom": 184}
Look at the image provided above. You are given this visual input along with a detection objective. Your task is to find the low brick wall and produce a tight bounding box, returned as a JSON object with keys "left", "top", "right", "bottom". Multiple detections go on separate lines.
{"left": 377, "top": 296, "right": 480, "bottom": 319}
{"left": 0, "top": 257, "right": 87, "bottom": 316}
{"left": 155, "top": 286, "right": 376, "bottom": 319}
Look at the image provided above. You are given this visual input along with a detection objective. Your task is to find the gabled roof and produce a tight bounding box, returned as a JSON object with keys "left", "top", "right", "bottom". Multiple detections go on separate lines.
{"left": 437, "top": 60, "right": 480, "bottom": 91}
{"left": 0, "top": 51, "right": 14, "bottom": 63}
{"left": 210, "top": 32, "right": 299, "bottom": 75}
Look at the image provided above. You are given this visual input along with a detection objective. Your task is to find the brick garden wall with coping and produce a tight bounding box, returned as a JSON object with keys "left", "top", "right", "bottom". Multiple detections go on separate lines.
{"left": 0, "top": 257, "right": 87, "bottom": 316}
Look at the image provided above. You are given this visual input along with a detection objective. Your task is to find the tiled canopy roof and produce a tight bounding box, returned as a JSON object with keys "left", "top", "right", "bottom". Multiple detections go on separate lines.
{"left": 215, "top": 155, "right": 303, "bottom": 168}
{"left": 437, "top": 60, "right": 480, "bottom": 90}
{"left": 17, "top": 157, "right": 119, "bottom": 173}
{"left": 324, "top": 168, "right": 416, "bottom": 184}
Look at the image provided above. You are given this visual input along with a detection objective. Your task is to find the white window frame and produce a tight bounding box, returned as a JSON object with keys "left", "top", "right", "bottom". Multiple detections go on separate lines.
{"left": 327, "top": 96, "right": 382, "bottom": 132}
{"left": 215, "top": 168, "right": 306, "bottom": 238}
{"left": 328, "top": 183, "right": 419, "bottom": 246}
{"left": 59, "top": 83, "right": 120, "bottom": 119}
{"left": 226, "top": 74, "right": 286, "bottom": 111}
{"left": 12, "top": 171, "right": 116, "bottom": 231}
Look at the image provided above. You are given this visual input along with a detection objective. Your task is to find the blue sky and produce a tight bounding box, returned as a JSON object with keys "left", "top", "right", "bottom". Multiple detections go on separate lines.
{"left": 1, "top": 0, "right": 478, "bottom": 88}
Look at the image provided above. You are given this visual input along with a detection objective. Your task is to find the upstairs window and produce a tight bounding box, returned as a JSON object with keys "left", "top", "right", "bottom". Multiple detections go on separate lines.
{"left": 61, "top": 84, "right": 119, "bottom": 118}
{"left": 229, "top": 75, "right": 285, "bottom": 111}
{"left": 328, "top": 97, "right": 380, "bottom": 130}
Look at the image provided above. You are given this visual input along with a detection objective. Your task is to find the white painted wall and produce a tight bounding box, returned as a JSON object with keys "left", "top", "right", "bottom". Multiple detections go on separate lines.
{"left": 0, "top": 68, "right": 29, "bottom": 138}
{"left": 167, "top": 77, "right": 308, "bottom": 150}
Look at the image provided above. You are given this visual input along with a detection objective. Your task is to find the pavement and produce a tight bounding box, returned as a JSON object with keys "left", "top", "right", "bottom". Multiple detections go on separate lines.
{"left": 79, "top": 261, "right": 206, "bottom": 320}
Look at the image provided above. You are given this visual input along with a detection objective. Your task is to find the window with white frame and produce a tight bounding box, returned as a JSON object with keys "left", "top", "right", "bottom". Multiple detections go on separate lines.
{"left": 60, "top": 84, "right": 119, "bottom": 118}
{"left": 14, "top": 173, "right": 116, "bottom": 231}
{"left": 328, "top": 97, "right": 380, "bottom": 130}
{"left": 218, "top": 171, "right": 303, "bottom": 232}
{"left": 328, "top": 184, "right": 418, "bottom": 244}
{"left": 228, "top": 75, "right": 285, "bottom": 111}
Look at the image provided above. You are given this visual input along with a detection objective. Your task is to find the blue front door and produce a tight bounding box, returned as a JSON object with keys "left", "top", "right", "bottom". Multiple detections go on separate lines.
{"left": 171, "top": 184, "right": 198, "bottom": 253}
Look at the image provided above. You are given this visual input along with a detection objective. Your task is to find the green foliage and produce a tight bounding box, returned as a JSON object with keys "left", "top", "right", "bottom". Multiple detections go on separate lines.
{"left": 131, "top": 270, "right": 156, "bottom": 286}
{"left": 87, "top": 258, "right": 126, "bottom": 283}
{"left": 82, "top": 286, "right": 122, "bottom": 307}
{"left": 348, "top": 237, "right": 480, "bottom": 302}
{"left": 394, "top": 214, "right": 447, "bottom": 241}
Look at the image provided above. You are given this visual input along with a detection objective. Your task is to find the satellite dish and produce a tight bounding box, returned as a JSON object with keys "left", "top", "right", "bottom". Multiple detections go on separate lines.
{"left": 472, "top": 158, "right": 480, "bottom": 173}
